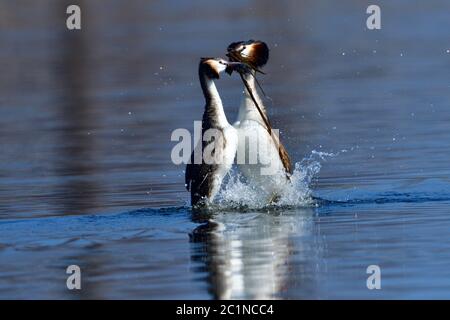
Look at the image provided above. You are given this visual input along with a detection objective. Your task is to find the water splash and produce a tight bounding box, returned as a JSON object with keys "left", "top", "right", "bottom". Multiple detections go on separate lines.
{"left": 214, "top": 150, "right": 340, "bottom": 209}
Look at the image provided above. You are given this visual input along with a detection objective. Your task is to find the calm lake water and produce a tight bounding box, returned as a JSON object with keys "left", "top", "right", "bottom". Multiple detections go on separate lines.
{"left": 1, "top": 0, "right": 450, "bottom": 299}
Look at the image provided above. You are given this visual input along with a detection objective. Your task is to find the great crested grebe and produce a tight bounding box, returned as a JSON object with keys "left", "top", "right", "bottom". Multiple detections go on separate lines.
{"left": 185, "top": 58, "right": 246, "bottom": 206}
{"left": 227, "top": 40, "right": 292, "bottom": 203}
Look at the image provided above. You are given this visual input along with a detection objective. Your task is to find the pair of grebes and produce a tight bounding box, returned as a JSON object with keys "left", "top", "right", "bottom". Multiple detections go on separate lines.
{"left": 185, "top": 40, "right": 292, "bottom": 207}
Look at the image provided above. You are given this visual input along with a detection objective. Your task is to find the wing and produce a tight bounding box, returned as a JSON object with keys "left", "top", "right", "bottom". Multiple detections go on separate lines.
{"left": 278, "top": 139, "right": 293, "bottom": 174}
{"left": 185, "top": 147, "right": 198, "bottom": 191}
{"left": 185, "top": 132, "right": 224, "bottom": 204}
{"left": 267, "top": 126, "right": 292, "bottom": 175}
{"left": 185, "top": 161, "right": 194, "bottom": 191}
{"left": 185, "top": 154, "right": 214, "bottom": 193}
{"left": 185, "top": 160, "right": 217, "bottom": 206}
{"left": 267, "top": 123, "right": 292, "bottom": 175}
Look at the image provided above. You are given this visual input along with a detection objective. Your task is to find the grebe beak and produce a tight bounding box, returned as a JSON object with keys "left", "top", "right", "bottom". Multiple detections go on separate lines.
{"left": 225, "top": 61, "right": 252, "bottom": 75}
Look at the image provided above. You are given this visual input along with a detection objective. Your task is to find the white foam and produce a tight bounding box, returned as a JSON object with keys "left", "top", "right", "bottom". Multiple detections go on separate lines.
{"left": 214, "top": 150, "right": 339, "bottom": 210}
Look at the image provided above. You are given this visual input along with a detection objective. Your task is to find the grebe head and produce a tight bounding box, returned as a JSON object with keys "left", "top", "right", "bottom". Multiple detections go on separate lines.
{"left": 200, "top": 57, "right": 251, "bottom": 79}
{"left": 199, "top": 57, "right": 229, "bottom": 79}
{"left": 226, "top": 40, "right": 269, "bottom": 72}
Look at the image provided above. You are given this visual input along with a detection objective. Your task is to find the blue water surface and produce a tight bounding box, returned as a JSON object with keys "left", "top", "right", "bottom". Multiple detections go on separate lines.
{"left": 1, "top": 0, "right": 450, "bottom": 299}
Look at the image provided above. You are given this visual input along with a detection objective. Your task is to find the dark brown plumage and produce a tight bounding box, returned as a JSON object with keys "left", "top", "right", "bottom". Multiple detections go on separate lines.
{"left": 226, "top": 40, "right": 269, "bottom": 71}
{"left": 185, "top": 144, "right": 220, "bottom": 206}
{"left": 200, "top": 57, "right": 221, "bottom": 79}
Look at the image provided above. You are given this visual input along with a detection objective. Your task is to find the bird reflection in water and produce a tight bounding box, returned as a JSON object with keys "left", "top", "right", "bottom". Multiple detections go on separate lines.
{"left": 189, "top": 207, "right": 316, "bottom": 299}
